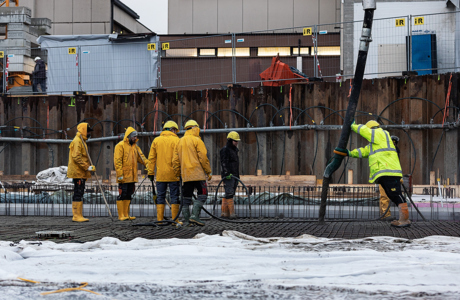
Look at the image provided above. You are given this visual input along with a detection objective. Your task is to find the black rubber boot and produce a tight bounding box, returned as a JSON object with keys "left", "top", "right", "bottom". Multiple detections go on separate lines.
{"left": 190, "top": 196, "right": 206, "bottom": 226}
{"left": 181, "top": 198, "right": 194, "bottom": 227}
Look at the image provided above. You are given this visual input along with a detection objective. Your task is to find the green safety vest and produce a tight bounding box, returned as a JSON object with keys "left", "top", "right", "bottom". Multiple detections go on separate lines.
{"left": 350, "top": 124, "right": 402, "bottom": 183}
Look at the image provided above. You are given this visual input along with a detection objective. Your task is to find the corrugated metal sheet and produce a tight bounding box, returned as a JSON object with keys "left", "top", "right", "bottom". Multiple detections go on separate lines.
{"left": 37, "top": 34, "right": 159, "bottom": 94}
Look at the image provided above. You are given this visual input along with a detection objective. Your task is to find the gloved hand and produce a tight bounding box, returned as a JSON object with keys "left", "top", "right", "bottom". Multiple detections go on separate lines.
{"left": 207, "top": 173, "right": 212, "bottom": 181}
{"left": 148, "top": 175, "right": 154, "bottom": 182}
{"left": 225, "top": 174, "right": 233, "bottom": 180}
{"left": 88, "top": 165, "right": 96, "bottom": 172}
{"left": 351, "top": 119, "right": 356, "bottom": 126}
{"left": 118, "top": 176, "right": 123, "bottom": 181}
{"left": 400, "top": 178, "right": 404, "bottom": 184}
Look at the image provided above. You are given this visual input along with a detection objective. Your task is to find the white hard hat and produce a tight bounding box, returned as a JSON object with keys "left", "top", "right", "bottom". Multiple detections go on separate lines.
{"left": 34, "top": 57, "right": 41, "bottom": 61}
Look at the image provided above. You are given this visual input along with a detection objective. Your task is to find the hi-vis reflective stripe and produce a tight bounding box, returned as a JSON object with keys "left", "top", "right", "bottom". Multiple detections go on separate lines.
{"left": 371, "top": 148, "right": 398, "bottom": 155}
{"left": 384, "top": 131, "right": 391, "bottom": 148}
{"left": 369, "top": 169, "right": 403, "bottom": 181}
{"left": 358, "top": 148, "right": 363, "bottom": 158}
{"left": 370, "top": 129, "right": 396, "bottom": 155}
{"left": 357, "top": 124, "right": 364, "bottom": 135}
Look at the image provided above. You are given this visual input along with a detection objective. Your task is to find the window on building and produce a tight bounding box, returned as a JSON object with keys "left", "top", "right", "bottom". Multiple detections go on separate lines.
{"left": 317, "top": 46, "right": 340, "bottom": 56}
{"left": 199, "top": 48, "right": 216, "bottom": 56}
{"left": 292, "top": 47, "right": 310, "bottom": 55}
{"left": 258, "top": 47, "right": 291, "bottom": 56}
{"left": 217, "top": 48, "right": 250, "bottom": 57}
{"left": 165, "top": 48, "right": 198, "bottom": 57}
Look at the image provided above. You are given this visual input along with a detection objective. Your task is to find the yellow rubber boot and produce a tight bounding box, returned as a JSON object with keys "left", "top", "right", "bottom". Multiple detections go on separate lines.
{"left": 227, "top": 198, "right": 237, "bottom": 219}
{"left": 221, "top": 198, "right": 229, "bottom": 218}
{"left": 171, "top": 204, "right": 183, "bottom": 225}
{"left": 117, "top": 201, "right": 128, "bottom": 221}
{"left": 391, "top": 203, "right": 411, "bottom": 228}
{"left": 124, "top": 200, "right": 136, "bottom": 220}
{"left": 157, "top": 204, "right": 165, "bottom": 224}
{"left": 72, "top": 202, "right": 89, "bottom": 222}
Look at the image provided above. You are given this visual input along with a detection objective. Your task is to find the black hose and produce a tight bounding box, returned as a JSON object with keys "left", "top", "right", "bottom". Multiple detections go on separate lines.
{"left": 319, "top": 7, "right": 375, "bottom": 223}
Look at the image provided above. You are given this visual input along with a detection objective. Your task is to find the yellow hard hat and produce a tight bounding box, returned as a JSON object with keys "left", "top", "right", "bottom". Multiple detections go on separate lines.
{"left": 163, "top": 120, "right": 179, "bottom": 130}
{"left": 227, "top": 131, "right": 240, "bottom": 141}
{"left": 184, "top": 120, "right": 199, "bottom": 129}
{"left": 365, "top": 120, "right": 380, "bottom": 129}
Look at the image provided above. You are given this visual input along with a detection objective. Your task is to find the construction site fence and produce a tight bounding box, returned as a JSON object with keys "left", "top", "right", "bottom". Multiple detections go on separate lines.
{"left": 1, "top": 11, "right": 459, "bottom": 94}
{"left": 0, "top": 184, "right": 458, "bottom": 222}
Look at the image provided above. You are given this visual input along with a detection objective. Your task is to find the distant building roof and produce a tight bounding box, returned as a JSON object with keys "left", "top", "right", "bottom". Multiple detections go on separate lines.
{"left": 114, "top": 0, "right": 140, "bottom": 19}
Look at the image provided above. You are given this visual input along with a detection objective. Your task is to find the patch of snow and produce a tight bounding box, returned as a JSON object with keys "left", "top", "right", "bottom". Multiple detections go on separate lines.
{"left": 1, "top": 232, "right": 460, "bottom": 298}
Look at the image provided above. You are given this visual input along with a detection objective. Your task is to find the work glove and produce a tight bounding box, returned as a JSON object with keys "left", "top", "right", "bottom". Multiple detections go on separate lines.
{"left": 400, "top": 178, "right": 404, "bottom": 184}
{"left": 148, "top": 175, "right": 154, "bottom": 182}
{"left": 88, "top": 165, "right": 96, "bottom": 172}
{"left": 118, "top": 176, "right": 123, "bottom": 181}
{"left": 225, "top": 174, "right": 233, "bottom": 180}
{"left": 207, "top": 173, "right": 212, "bottom": 181}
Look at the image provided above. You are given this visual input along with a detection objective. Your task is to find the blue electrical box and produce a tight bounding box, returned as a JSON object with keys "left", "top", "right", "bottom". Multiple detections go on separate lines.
{"left": 407, "top": 34, "right": 437, "bottom": 75}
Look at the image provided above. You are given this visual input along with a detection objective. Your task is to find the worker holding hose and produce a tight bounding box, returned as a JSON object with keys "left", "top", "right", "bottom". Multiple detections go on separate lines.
{"left": 114, "top": 127, "right": 148, "bottom": 221}
{"left": 339, "top": 120, "right": 411, "bottom": 228}
{"left": 172, "top": 120, "right": 212, "bottom": 226}
{"left": 220, "top": 131, "right": 240, "bottom": 219}
{"left": 67, "top": 122, "right": 95, "bottom": 222}
{"left": 148, "top": 120, "right": 182, "bottom": 225}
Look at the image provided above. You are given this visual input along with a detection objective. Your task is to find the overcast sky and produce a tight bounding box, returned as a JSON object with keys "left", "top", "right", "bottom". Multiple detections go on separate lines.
{"left": 121, "top": 0, "right": 169, "bottom": 34}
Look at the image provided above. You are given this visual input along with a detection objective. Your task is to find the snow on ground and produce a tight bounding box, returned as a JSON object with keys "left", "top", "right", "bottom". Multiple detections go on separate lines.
{"left": 1, "top": 232, "right": 460, "bottom": 299}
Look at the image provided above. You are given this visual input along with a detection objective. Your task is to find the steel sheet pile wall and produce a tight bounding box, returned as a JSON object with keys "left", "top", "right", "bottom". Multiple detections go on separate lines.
{"left": 0, "top": 73, "right": 458, "bottom": 185}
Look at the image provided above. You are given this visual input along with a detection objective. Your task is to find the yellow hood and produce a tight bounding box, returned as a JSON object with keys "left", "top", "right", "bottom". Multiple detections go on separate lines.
{"left": 77, "top": 122, "right": 88, "bottom": 140}
{"left": 124, "top": 127, "right": 138, "bottom": 143}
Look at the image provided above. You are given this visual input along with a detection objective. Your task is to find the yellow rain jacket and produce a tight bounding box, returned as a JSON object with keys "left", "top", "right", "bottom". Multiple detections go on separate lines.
{"left": 67, "top": 123, "right": 91, "bottom": 179}
{"left": 148, "top": 130, "right": 180, "bottom": 182}
{"left": 350, "top": 123, "right": 403, "bottom": 183}
{"left": 114, "top": 127, "right": 148, "bottom": 184}
{"left": 172, "top": 127, "right": 212, "bottom": 182}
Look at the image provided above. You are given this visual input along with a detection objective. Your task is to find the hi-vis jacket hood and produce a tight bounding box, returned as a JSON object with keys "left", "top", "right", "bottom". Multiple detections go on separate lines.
{"left": 114, "top": 127, "right": 147, "bottom": 184}
{"left": 350, "top": 123, "right": 402, "bottom": 183}
{"left": 67, "top": 123, "right": 91, "bottom": 179}
{"left": 172, "top": 127, "right": 212, "bottom": 182}
{"left": 148, "top": 130, "right": 180, "bottom": 182}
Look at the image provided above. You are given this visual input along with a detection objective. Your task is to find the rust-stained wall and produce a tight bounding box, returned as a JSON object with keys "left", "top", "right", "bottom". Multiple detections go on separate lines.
{"left": 0, "top": 73, "right": 458, "bottom": 185}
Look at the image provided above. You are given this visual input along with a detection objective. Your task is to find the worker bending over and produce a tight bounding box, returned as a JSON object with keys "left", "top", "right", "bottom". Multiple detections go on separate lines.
{"left": 67, "top": 122, "right": 95, "bottom": 222}
{"left": 220, "top": 131, "right": 241, "bottom": 219}
{"left": 339, "top": 120, "right": 410, "bottom": 227}
{"left": 173, "top": 120, "right": 212, "bottom": 226}
{"left": 148, "top": 121, "right": 182, "bottom": 225}
{"left": 114, "top": 127, "right": 148, "bottom": 221}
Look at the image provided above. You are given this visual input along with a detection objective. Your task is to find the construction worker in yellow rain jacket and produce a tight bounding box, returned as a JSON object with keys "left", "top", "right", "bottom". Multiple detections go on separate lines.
{"left": 67, "top": 122, "right": 96, "bottom": 222}
{"left": 148, "top": 120, "right": 181, "bottom": 225}
{"left": 173, "top": 120, "right": 212, "bottom": 226}
{"left": 340, "top": 120, "right": 410, "bottom": 228}
{"left": 114, "top": 127, "right": 148, "bottom": 221}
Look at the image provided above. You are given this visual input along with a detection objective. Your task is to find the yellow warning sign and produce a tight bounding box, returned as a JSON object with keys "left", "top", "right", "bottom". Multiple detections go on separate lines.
{"left": 414, "top": 17, "right": 424, "bottom": 25}
{"left": 68, "top": 47, "right": 76, "bottom": 54}
{"left": 0, "top": 51, "right": 3, "bottom": 58}
{"left": 303, "top": 27, "right": 312, "bottom": 36}
{"left": 395, "top": 18, "right": 405, "bottom": 27}
{"left": 147, "top": 43, "right": 156, "bottom": 51}
{"left": 162, "top": 43, "right": 170, "bottom": 50}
